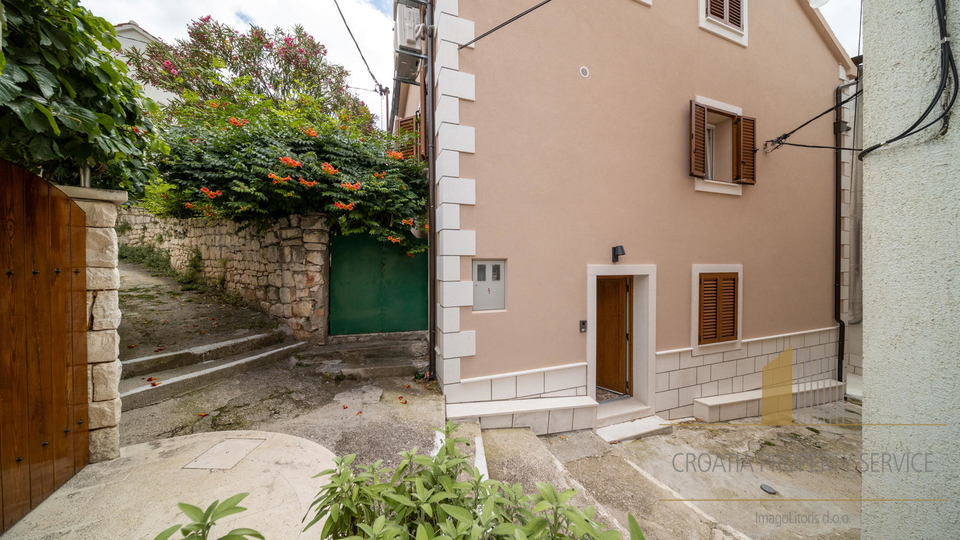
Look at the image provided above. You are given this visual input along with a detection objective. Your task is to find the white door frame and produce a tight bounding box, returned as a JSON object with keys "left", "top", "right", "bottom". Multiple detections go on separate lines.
{"left": 587, "top": 265, "right": 657, "bottom": 406}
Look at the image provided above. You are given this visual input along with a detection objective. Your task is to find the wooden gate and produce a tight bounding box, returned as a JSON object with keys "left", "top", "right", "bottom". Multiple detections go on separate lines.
{"left": 0, "top": 161, "right": 88, "bottom": 533}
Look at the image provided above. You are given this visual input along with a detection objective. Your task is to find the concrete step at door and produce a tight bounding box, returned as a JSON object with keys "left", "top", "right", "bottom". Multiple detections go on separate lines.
{"left": 119, "top": 341, "right": 308, "bottom": 411}
{"left": 540, "top": 430, "right": 741, "bottom": 540}
{"left": 121, "top": 331, "right": 287, "bottom": 379}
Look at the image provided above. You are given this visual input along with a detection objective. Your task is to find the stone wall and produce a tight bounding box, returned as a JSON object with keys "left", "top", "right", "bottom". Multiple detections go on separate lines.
{"left": 58, "top": 185, "right": 127, "bottom": 463}
{"left": 116, "top": 207, "right": 331, "bottom": 343}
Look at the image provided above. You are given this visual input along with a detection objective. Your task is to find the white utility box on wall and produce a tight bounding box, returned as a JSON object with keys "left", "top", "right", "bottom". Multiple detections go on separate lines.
{"left": 473, "top": 260, "right": 506, "bottom": 311}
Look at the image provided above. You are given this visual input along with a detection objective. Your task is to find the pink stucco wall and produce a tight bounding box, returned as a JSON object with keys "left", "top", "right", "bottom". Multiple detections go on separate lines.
{"left": 454, "top": 0, "right": 850, "bottom": 379}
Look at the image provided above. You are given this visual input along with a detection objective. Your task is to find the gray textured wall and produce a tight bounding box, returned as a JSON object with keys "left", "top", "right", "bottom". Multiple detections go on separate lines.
{"left": 861, "top": 0, "right": 960, "bottom": 537}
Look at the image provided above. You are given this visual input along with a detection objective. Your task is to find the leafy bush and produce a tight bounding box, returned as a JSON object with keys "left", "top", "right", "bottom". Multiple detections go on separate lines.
{"left": 142, "top": 91, "right": 427, "bottom": 252}
{"left": 0, "top": 0, "right": 161, "bottom": 190}
{"left": 126, "top": 16, "right": 365, "bottom": 120}
{"left": 153, "top": 493, "right": 263, "bottom": 540}
{"left": 305, "top": 423, "right": 646, "bottom": 540}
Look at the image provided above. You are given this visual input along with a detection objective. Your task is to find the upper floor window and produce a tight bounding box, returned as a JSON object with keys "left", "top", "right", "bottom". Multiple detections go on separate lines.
{"left": 699, "top": 0, "right": 748, "bottom": 47}
{"left": 690, "top": 100, "right": 756, "bottom": 185}
{"left": 707, "top": 0, "right": 743, "bottom": 30}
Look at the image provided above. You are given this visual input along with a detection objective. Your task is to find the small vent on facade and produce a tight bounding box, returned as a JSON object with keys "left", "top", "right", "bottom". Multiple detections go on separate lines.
{"left": 580, "top": 66, "right": 590, "bottom": 78}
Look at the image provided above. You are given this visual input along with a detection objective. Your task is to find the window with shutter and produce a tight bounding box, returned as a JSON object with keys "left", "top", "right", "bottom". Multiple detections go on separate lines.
{"left": 699, "top": 0, "right": 747, "bottom": 46}
{"left": 689, "top": 100, "right": 757, "bottom": 185}
{"left": 706, "top": 0, "right": 743, "bottom": 30}
{"left": 396, "top": 115, "right": 418, "bottom": 159}
{"left": 699, "top": 272, "right": 738, "bottom": 345}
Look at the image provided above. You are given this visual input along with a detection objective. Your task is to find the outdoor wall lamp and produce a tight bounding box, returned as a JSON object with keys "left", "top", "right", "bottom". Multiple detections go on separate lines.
{"left": 612, "top": 245, "right": 626, "bottom": 263}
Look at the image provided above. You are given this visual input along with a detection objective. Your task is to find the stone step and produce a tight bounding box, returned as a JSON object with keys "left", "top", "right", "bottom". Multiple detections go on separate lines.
{"left": 693, "top": 379, "right": 846, "bottom": 423}
{"left": 596, "top": 397, "right": 653, "bottom": 428}
{"left": 121, "top": 331, "right": 286, "bottom": 379}
{"left": 595, "top": 415, "right": 672, "bottom": 443}
{"left": 327, "top": 330, "right": 427, "bottom": 346}
{"left": 447, "top": 397, "right": 598, "bottom": 435}
{"left": 301, "top": 339, "right": 428, "bottom": 363}
{"left": 310, "top": 355, "right": 429, "bottom": 379}
{"left": 119, "top": 341, "right": 308, "bottom": 411}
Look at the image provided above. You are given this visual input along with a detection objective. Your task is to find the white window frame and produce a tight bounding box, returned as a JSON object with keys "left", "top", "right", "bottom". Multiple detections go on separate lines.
{"left": 698, "top": 0, "right": 748, "bottom": 48}
{"left": 690, "top": 264, "right": 743, "bottom": 357}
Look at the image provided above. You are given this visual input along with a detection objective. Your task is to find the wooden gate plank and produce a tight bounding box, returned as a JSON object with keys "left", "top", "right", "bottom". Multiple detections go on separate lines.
{"left": 68, "top": 204, "right": 88, "bottom": 470}
{"left": 24, "top": 176, "right": 55, "bottom": 506}
{"left": 0, "top": 162, "right": 32, "bottom": 531}
{"left": 47, "top": 188, "right": 72, "bottom": 489}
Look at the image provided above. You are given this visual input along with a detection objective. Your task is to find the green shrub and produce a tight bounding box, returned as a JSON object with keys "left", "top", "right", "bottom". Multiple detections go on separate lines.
{"left": 304, "top": 422, "right": 646, "bottom": 540}
{"left": 153, "top": 493, "right": 263, "bottom": 540}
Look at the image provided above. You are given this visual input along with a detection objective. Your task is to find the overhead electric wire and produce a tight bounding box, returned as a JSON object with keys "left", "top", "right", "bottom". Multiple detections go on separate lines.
{"left": 764, "top": 90, "right": 863, "bottom": 152}
{"left": 859, "top": 0, "right": 957, "bottom": 160}
{"left": 333, "top": 0, "right": 388, "bottom": 95}
{"left": 458, "top": 0, "right": 558, "bottom": 50}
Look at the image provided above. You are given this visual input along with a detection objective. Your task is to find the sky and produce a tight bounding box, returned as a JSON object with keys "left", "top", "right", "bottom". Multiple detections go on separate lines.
{"left": 81, "top": 0, "right": 863, "bottom": 127}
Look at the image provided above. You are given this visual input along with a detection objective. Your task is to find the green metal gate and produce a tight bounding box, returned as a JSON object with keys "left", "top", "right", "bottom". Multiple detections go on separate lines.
{"left": 329, "top": 235, "right": 428, "bottom": 335}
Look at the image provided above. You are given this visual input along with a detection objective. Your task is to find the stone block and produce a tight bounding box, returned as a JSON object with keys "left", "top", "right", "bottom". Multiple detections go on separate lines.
{"left": 88, "top": 426, "right": 120, "bottom": 463}
{"left": 91, "top": 290, "right": 121, "bottom": 331}
{"left": 86, "top": 228, "right": 118, "bottom": 268}
{"left": 88, "top": 397, "right": 121, "bottom": 429}
{"left": 306, "top": 250, "right": 325, "bottom": 265}
{"left": 279, "top": 288, "right": 295, "bottom": 304}
{"left": 279, "top": 228, "right": 302, "bottom": 239}
{"left": 300, "top": 215, "right": 326, "bottom": 230}
{"left": 292, "top": 301, "right": 313, "bottom": 318}
{"left": 303, "top": 230, "right": 328, "bottom": 244}
{"left": 87, "top": 330, "right": 119, "bottom": 364}
{"left": 92, "top": 360, "right": 122, "bottom": 401}
{"left": 76, "top": 200, "right": 118, "bottom": 228}
{"left": 86, "top": 267, "right": 120, "bottom": 290}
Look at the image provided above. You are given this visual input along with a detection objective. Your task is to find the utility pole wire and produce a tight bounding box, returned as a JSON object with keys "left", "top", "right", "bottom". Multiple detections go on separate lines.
{"left": 332, "top": 0, "right": 387, "bottom": 95}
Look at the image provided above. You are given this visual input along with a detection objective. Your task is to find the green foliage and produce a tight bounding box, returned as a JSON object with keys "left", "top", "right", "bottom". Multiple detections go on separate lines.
{"left": 141, "top": 90, "right": 427, "bottom": 252}
{"left": 153, "top": 493, "right": 264, "bottom": 540}
{"left": 305, "top": 422, "right": 646, "bottom": 540}
{"left": 0, "top": 0, "right": 160, "bottom": 191}
{"left": 125, "top": 17, "right": 366, "bottom": 120}
{"left": 176, "top": 248, "right": 203, "bottom": 285}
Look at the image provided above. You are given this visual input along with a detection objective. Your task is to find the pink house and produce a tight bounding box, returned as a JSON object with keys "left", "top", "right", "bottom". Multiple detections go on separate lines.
{"left": 392, "top": 0, "right": 858, "bottom": 435}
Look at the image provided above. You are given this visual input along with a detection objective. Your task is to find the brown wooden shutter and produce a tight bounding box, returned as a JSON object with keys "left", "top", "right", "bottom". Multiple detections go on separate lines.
{"left": 734, "top": 116, "right": 756, "bottom": 184}
{"left": 699, "top": 275, "right": 719, "bottom": 343}
{"left": 699, "top": 272, "right": 738, "bottom": 345}
{"left": 690, "top": 101, "right": 708, "bottom": 178}
{"left": 719, "top": 274, "right": 738, "bottom": 340}
{"left": 708, "top": 0, "right": 726, "bottom": 20}
{"left": 397, "top": 116, "right": 417, "bottom": 159}
{"left": 728, "top": 0, "right": 743, "bottom": 29}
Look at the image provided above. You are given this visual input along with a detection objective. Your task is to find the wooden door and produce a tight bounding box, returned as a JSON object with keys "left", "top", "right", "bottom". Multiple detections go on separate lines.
{"left": 597, "top": 277, "right": 631, "bottom": 395}
{"left": 0, "top": 160, "right": 88, "bottom": 533}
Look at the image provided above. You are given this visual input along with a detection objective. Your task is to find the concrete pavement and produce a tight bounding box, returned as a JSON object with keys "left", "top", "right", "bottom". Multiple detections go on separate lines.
{"left": 5, "top": 431, "right": 336, "bottom": 540}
